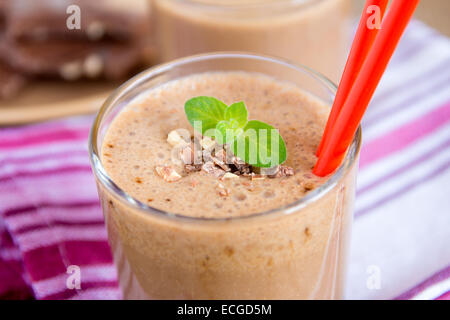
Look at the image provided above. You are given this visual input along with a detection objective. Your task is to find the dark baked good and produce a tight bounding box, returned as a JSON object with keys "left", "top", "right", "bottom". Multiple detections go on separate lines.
{"left": 4, "top": 0, "right": 150, "bottom": 42}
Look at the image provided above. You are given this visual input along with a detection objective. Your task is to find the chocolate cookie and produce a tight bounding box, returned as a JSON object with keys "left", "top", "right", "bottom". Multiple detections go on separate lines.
{"left": 5, "top": 0, "right": 150, "bottom": 42}
{"left": 1, "top": 38, "right": 146, "bottom": 80}
{"left": 0, "top": 61, "right": 28, "bottom": 99}
{"left": 0, "top": 0, "right": 7, "bottom": 29}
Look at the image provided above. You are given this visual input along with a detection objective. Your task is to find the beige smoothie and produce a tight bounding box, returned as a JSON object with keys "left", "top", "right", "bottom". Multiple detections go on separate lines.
{"left": 151, "top": 0, "right": 351, "bottom": 82}
{"left": 96, "top": 70, "right": 359, "bottom": 299}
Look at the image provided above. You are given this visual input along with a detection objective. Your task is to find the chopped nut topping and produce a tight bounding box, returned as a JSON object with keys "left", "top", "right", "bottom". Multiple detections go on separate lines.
{"left": 302, "top": 181, "right": 315, "bottom": 191}
{"left": 280, "top": 166, "right": 295, "bottom": 176}
{"left": 241, "top": 181, "right": 255, "bottom": 192}
{"left": 164, "top": 128, "right": 295, "bottom": 183}
{"left": 269, "top": 165, "right": 295, "bottom": 178}
{"left": 214, "top": 148, "right": 228, "bottom": 163}
{"left": 200, "top": 136, "right": 216, "bottom": 150}
{"left": 201, "top": 161, "right": 215, "bottom": 174}
{"left": 202, "top": 162, "right": 225, "bottom": 178}
{"left": 217, "top": 183, "right": 231, "bottom": 197}
{"left": 253, "top": 166, "right": 279, "bottom": 176}
{"left": 167, "top": 130, "right": 189, "bottom": 147}
{"left": 179, "top": 143, "right": 194, "bottom": 165}
{"left": 222, "top": 172, "right": 239, "bottom": 180}
{"left": 202, "top": 149, "right": 213, "bottom": 163}
{"left": 184, "top": 164, "right": 202, "bottom": 173}
{"left": 155, "top": 165, "right": 182, "bottom": 182}
{"left": 219, "top": 189, "right": 230, "bottom": 197}
{"left": 250, "top": 174, "right": 266, "bottom": 181}
{"left": 211, "top": 156, "right": 230, "bottom": 172}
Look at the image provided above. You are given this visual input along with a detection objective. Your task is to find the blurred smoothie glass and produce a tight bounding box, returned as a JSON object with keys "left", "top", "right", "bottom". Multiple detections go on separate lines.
{"left": 151, "top": 0, "right": 352, "bottom": 81}
{"left": 89, "top": 53, "right": 361, "bottom": 299}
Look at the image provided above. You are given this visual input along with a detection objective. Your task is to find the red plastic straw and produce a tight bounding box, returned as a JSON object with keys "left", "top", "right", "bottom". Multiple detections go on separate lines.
{"left": 316, "top": 0, "right": 388, "bottom": 157}
{"left": 314, "top": 0, "right": 420, "bottom": 176}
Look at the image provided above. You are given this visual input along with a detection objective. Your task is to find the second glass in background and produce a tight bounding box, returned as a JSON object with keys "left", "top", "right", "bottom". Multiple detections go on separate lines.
{"left": 151, "top": 0, "right": 352, "bottom": 82}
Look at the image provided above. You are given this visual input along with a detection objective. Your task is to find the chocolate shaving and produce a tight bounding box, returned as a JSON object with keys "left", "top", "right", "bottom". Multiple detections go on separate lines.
{"left": 214, "top": 148, "right": 226, "bottom": 162}
{"left": 211, "top": 156, "right": 230, "bottom": 172}
{"left": 165, "top": 130, "right": 295, "bottom": 182}
{"left": 269, "top": 165, "right": 295, "bottom": 178}
{"left": 231, "top": 156, "right": 251, "bottom": 174}
{"left": 280, "top": 166, "right": 295, "bottom": 176}
{"left": 184, "top": 164, "right": 201, "bottom": 173}
{"left": 202, "top": 149, "right": 213, "bottom": 163}
{"left": 201, "top": 162, "right": 225, "bottom": 178}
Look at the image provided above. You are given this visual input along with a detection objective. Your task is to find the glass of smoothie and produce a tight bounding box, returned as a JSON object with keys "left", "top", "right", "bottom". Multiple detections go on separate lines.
{"left": 151, "top": 0, "right": 352, "bottom": 82}
{"left": 89, "top": 52, "right": 361, "bottom": 299}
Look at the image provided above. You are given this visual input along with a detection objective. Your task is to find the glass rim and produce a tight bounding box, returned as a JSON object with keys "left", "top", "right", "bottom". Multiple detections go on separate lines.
{"left": 89, "top": 52, "right": 362, "bottom": 223}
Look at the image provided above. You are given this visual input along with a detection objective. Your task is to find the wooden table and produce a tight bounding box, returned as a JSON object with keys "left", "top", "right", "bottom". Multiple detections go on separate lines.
{"left": 0, "top": 81, "right": 116, "bottom": 126}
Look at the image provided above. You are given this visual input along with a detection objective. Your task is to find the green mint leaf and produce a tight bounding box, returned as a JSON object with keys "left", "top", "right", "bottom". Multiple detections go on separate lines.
{"left": 184, "top": 96, "right": 287, "bottom": 168}
{"left": 216, "top": 120, "right": 244, "bottom": 145}
{"left": 224, "top": 102, "right": 248, "bottom": 129}
{"left": 233, "top": 120, "right": 287, "bottom": 168}
{"left": 184, "top": 96, "right": 227, "bottom": 136}
{"left": 215, "top": 101, "right": 248, "bottom": 144}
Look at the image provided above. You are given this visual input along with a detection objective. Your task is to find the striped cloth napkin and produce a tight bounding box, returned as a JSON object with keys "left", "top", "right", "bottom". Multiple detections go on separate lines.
{"left": 346, "top": 20, "right": 450, "bottom": 300}
{"left": 0, "top": 20, "right": 449, "bottom": 300}
{"left": 0, "top": 118, "right": 121, "bottom": 299}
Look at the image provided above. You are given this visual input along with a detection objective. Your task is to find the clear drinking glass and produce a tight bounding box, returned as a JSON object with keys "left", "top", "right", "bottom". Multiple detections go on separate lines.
{"left": 89, "top": 53, "right": 361, "bottom": 299}
{"left": 151, "top": 0, "right": 352, "bottom": 82}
